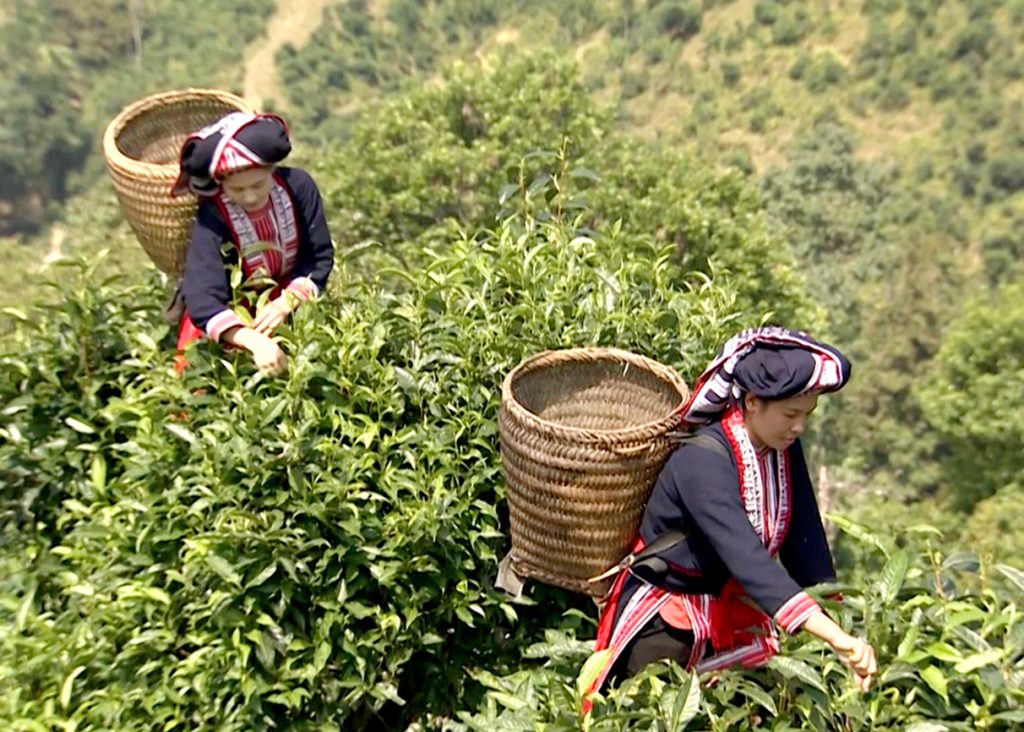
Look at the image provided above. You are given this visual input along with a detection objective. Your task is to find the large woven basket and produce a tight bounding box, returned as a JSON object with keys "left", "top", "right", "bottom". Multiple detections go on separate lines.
{"left": 499, "top": 348, "right": 690, "bottom": 597}
{"left": 103, "top": 89, "right": 253, "bottom": 277}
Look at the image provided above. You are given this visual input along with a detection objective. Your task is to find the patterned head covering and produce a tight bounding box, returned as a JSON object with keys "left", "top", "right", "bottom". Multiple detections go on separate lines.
{"left": 681, "top": 326, "right": 852, "bottom": 427}
{"left": 172, "top": 112, "right": 291, "bottom": 197}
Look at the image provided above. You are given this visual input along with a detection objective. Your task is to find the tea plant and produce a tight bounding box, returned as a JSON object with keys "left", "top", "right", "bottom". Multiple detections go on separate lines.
{"left": 0, "top": 215, "right": 750, "bottom": 730}
{"left": 456, "top": 519, "right": 1024, "bottom": 731}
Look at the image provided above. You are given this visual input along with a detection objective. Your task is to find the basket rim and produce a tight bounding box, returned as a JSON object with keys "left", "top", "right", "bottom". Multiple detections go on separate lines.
{"left": 500, "top": 347, "right": 690, "bottom": 447}
{"left": 102, "top": 88, "right": 253, "bottom": 178}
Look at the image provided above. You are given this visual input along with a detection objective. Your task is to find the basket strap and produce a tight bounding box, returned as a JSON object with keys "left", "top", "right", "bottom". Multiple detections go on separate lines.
{"left": 588, "top": 432, "right": 731, "bottom": 585}
{"left": 664, "top": 430, "right": 731, "bottom": 461}
{"left": 163, "top": 282, "right": 186, "bottom": 325}
{"left": 495, "top": 552, "right": 527, "bottom": 599}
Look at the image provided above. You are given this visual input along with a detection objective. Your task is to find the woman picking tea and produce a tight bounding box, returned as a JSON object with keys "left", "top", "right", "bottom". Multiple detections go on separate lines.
{"left": 172, "top": 112, "right": 334, "bottom": 374}
{"left": 588, "top": 327, "right": 877, "bottom": 697}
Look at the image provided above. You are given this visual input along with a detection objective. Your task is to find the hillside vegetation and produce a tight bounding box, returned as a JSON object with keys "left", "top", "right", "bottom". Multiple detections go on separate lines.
{"left": 275, "top": 0, "right": 1024, "bottom": 502}
{"left": 1, "top": 2, "right": 1023, "bottom": 729}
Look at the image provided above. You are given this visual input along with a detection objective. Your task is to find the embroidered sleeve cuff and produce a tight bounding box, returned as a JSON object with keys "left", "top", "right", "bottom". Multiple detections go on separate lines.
{"left": 285, "top": 276, "right": 319, "bottom": 302}
{"left": 206, "top": 309, "right": 246, "bottom": 343}
{"left": 774, "top": 591, "right": 819, "bottom": 634}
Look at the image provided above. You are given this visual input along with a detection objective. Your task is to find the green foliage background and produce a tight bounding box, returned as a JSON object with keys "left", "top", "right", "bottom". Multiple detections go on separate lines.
{"left": 2, "top": 0, "right": 1024, "bottom": 729}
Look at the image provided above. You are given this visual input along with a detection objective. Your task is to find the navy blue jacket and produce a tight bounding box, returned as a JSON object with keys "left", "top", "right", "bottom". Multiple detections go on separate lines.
{"left": 628, "top": 422, "right": 835, "bottom": 618}
{"left": 182, "top": 167, "right": 334, "bottom": 333}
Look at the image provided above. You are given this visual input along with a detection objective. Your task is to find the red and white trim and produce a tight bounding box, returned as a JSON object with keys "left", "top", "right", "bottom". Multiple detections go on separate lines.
{"left": 212, "top": 138, "right": 264, "bottom": 180}
{"left": 285, "top": 276, "right": 319, "bottom": 302}
{"left": 589, "top": 406, "right": 818, "bottom": 694}
{"left": 689, "top": 588, "right": 779, "bottom": 672}
{"left": 206, "top": 309, "right": 246, "bottom": 343}
{"left": 590, "top": 579, "right": 673, "bottom": 694}
{"left": 774, "top": 591, "right": 819, "bottom": 634}
{"left": 216, "top": 178, "right": 300, "bottom": 282}
{"left": 722, "top": 408, "right": 793, "bottom": 556}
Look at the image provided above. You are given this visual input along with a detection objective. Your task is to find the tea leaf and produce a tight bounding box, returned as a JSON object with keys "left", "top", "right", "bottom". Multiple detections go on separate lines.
{"left": 953, "top": 648, "right": 1003, "bottom": 674}
{"left": 995, "top": 564, "right": 1024, "bottom": 594}
{"left": 206, "top": 553, "right": 242, "bottom": 586}
{"left": 879, "top": 550, "right": 910, "bottom": 603}
{"left": 64, "top": 417, "right": 96, "bottom": 434}
{"left": 577, "top": 649, "right": 612, "bottom": 699}
{"left": 826, "top": 514, "right": 889, "bottom": 557}
{"left": 919, "top": 666, "right": 949, "bottom": 702}
{"left": 905, "top": 723, "right": 949, "bottom": 732}
{"left": 60, "top": 666, "right": 86, "bottom": 710}
{"left": 769, "top": 656, "right": 827, "bottom": 693}
{"left": 165, "top": 423, "right": 197, "bottom": 445}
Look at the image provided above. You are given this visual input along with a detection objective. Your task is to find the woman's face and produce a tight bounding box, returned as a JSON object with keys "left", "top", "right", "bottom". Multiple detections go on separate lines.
{"left": 744, "top": 392, "right": 818, "bottom": 451}
{"left": 220, "top": 166, "right": 275, "bottom": 211}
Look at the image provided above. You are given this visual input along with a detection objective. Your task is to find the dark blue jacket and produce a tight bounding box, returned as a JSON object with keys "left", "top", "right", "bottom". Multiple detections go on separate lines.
{"left": 627, "top": 422, "right": 835, "bottom": 617}
{"left": 182, "top": 167, "right": 334, "bottom": 332}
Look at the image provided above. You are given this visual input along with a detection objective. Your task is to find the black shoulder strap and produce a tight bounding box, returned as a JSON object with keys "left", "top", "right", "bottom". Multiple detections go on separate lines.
{"left": 588, "top": 431, "right": 733, "bottom": 585}
{"left": 667, "top": 429, "right": 732, "bottom": 463}
{"left": 636, "top": 432, "right": 732, "bottom": 562}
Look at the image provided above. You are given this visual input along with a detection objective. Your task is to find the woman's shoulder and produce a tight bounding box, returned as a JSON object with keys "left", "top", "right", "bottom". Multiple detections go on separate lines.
{"left": 275, "top": 166, "right": 318, "bottom": 192}
{"left": 193, "top": 197, "right": 229, "bottom": 233}
{"left": 664, "top": 423, "right": 735, "bottom": 476}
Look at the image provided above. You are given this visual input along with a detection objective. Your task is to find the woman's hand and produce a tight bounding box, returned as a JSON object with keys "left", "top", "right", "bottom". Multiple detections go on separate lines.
{"left": 223, "top": 327, "right": 288, "bottom": 375}
{"left": 252, "top": 296, "right": 294, "bottom": 335}
{"left": 249, "top": 333, "right": 288, "bottom": 375}
{"left": 802, "top": 609, "right": 877, "bottom": 692}
{"left": 829, "top": 633, "right": 877, "bottom": 691}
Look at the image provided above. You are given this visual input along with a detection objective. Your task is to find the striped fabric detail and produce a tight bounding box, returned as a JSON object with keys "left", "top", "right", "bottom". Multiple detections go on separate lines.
{"left": 592, "top": 405, "right": 815, "bottom": 686}
{"left": 206, "top": 309, "right": 245, "bottom": 343}
{"left": 247, "top": 202, "right": 282, "bottom": 275}
{"left": 774, "top": 591, "right": 819, "bottom": 634}
{"left": 591, "top": 581, "right": 673, "bottom": 694}
{"left": 680, "top": 326, "right": 850, "bottom": 427}
{"left": 285, "top": 276, "right": 319, "bottom": 302}
{"left": 686, "top": 587, "right": 778, "bottom": 672}
{"left": 722, "top": 407, "right": 792, "bottom": 556}
{"left": 205, "top": 114, "right": 261, "bottom": 180}
{"left": 213, "top": 137, "right": 264, "bottom": 180}
{"left": 218, "top": 177, "right": 301, "bottom": 283}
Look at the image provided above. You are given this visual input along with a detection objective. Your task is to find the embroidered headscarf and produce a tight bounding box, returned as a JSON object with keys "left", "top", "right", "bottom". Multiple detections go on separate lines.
{"left": 172, "top": 112, "right": 291, "bottom": 197}
{"left": 681, "top": 326, "right": 851, "bottom": 427}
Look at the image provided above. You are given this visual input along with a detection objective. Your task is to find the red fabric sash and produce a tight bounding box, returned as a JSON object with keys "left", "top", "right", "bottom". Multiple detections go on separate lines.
{"left": 585, "top": 407, "right": 793, "bottom": 711}
{"left": 709, "top": 578, "right": 770, "bottom": 652}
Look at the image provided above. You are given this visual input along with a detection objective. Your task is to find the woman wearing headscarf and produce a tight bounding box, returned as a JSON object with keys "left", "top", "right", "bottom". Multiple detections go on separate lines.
{"left": 172, "top": 112, "right": 334, "bottom": 375}
{"left": 586, "top": 327, "right": 877, "bottom": 701}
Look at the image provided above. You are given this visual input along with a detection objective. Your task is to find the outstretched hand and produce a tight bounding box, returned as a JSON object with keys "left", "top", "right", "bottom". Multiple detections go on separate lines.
{"left": 223, "top": 326, "right": 289, "bottom": 376}
{"left": 802, "top": 609, "right": 878, "bottom": 692}
{"left": 830, "top": 634, "right": 877, "bottom": 691}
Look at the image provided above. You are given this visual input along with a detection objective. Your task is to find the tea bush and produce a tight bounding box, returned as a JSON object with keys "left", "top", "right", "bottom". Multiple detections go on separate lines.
{"left": 312, "top": 53, "right": 817, "bottom": 327}
{"left": 456, "top": 520, "right": 1024, "bottom": 731}
{"left": 6, "top": 229, "right": 1019, "bottom": 732}
{"left": 0, "top": 213, "right": 757, "bottom": 730}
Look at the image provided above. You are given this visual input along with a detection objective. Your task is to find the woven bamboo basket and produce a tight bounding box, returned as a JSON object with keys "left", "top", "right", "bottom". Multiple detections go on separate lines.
{"left": 103, "top": 89, "right": 253, "bottom": 278}
{"left": 499, "top": 348, "right": 690, "bottom": 597}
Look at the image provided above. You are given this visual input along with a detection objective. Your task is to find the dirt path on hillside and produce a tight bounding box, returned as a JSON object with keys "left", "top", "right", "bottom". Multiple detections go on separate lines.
{"left": 243, "top": 0, "right": 335, "bottom": 110}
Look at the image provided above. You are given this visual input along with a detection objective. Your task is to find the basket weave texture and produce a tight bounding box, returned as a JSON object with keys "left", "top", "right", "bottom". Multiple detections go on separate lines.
{"left": 499, "top": 348, "right": 690, "bottom": 597}
{"left": 103, "top": 89, "right": 253, "bottom": 277}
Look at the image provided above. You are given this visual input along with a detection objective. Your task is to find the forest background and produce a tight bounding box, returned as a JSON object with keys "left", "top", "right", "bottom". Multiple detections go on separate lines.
{"left": 1, "top": 0, "right": 1023, "bottom": 729}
